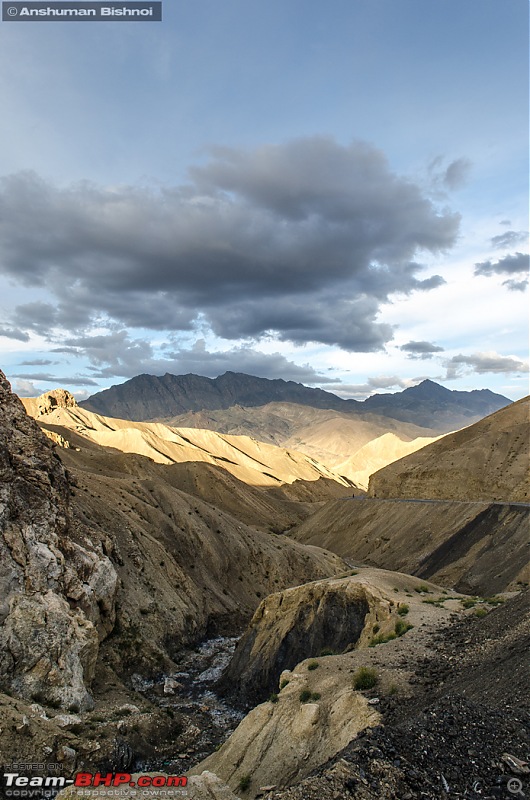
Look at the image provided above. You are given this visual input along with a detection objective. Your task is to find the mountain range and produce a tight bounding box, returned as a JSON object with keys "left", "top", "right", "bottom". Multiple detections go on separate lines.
{"left": 81, "top": 372, "right": 510, "bottom": 431}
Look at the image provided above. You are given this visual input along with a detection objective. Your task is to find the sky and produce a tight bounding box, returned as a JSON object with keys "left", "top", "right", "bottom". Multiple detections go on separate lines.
{"left": 0, "top": 0, "right": 528, "bottom": 402}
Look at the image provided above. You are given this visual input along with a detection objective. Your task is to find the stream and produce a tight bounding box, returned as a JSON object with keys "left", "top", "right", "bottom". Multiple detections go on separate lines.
{"left": 132, "top": 636, "right": 245, "bottom": 773}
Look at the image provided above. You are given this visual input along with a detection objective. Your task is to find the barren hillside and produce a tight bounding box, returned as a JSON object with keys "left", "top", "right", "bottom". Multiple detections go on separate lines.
{"left": 368, "top": 396, "right": 529, "bottom": 502}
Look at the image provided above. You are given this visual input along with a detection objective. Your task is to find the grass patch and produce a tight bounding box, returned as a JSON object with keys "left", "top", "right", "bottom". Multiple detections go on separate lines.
{"left": 268, "top": 693, "right": 279, "bottom": 703}
{"left": 307, "top": 660, "right": 319, "bottom": 671}
{"left": 414, "top": 584, "right": 431, "bottom": 594}
{"left": 369, "top": 631, "right": 397, "bottom": 646}
{"left": 238, "top": 774, "right": 251, "bottom": 792}
{"left": 388, "top": 684, "right": 399, "bottom": 696}
{"left": 484, "top": 596, "right": 505, "bottom": 606}
{"left": 461, "top": 598, "right": 477, "bottom": 608}
{"left": 353, "top": 666, "right": 378, "bottom": 690}
{"left": 397, "top": 604, "right": 409, "bottom": 616}
{"left": 319, "top": 648, "right": 335, "bottom": 657}
{"left": 474, "top": 607, "right": 488, "bottom": 618}
{"left": 394, "top": 619, "right": 413, "bottom": 637}
{"left": 280, "top": 679, "right": 290, "bottom": 690}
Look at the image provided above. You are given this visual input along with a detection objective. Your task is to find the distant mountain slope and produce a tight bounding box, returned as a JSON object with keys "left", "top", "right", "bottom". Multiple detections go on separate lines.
{"left": 368, "top": 396, "right": 529, "bottom": 502}
{"left": 22, "top": 394, "right": 352, "bottom": 491}
{"left": 81, "top": 372, "right": 511, "bottom": 433}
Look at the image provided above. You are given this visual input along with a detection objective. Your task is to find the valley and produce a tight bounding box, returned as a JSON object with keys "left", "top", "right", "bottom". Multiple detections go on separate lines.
{"left": 0, "top": 372, "right": 527, "bottom": 800}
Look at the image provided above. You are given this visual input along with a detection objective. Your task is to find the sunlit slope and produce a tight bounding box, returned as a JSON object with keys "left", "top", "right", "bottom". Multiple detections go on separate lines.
{"left": 368, "top": 396, "right": 530, "bottom": 502}
{"left": 21, "top": 400, "right": 351, "bottom": 489}
{"left": 335, "top": 431, "right": 442, "bottom": 489}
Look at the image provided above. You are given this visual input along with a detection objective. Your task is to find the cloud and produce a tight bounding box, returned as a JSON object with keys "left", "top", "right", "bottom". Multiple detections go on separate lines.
{"left": 442, "top": 158, "right": 472, "bottom": 190}
{"left": 0, "top": 138, "right": 459, "bottom": 352}
{"left": 19, "top": 358, "right": 56, "bottom": 366}
{"left": 399, "top": 340, "right": 445, "bottom": 359}
{"left": 0, "top": 327, "right": 30, "bottom": 342}
{"left": 60, "top": 330, "right": 334, "bottom": 384}
{"left": 324, "top": 374, "right": 419, "bottom": 399}
{"left": 444, "top": 352, "right": 529, "bottom": 380}
{"left": 490, "top": 231, "right": 527, "bottom": 249}
{"left": 10, "top": 372, "right": 100, "bottom": 386}
{"left": 11, "top": 379, "right": 42, "bottom": 397}
{"left": 428, "top": 156, "right": 472, "bottom": 192}
{"left": 474, "top": 252, "right": 529, "bottom": 291}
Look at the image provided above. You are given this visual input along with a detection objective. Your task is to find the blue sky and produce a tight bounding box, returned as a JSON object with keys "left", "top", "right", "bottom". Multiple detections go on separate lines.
{"left": 0, "top": 0, "right": 528, "bottom": 401}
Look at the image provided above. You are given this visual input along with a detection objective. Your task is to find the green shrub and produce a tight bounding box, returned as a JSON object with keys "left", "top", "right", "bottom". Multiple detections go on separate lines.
{"left": 319, "top": 648, "right": 334, "bottom": 657}
{"left": 372, "top": 623, "right": 380, "bottom": 633}
{"left": 269, "top": 693, "right": 279, "bottom": 703}
{"left": 311, "top": 692, "right": 321, "bottom": 701}
{"left": 369, "top": 631, "right": 397, "bottom": 646}
{"left": 388, "top": 684, "right": 399, "bottom": 696}
{"left": 462, "top": 598, "right": 476, "bottom": 608}
{"left": 394, "top": 619, "right": 413, "bottom": 637}
{"left": 299, "top": 689, "right": 312, "bottom": 703}
{"left": 397, "top": 604, "right": 409, "bottom": 616}
{"left": 238, "top": 775, "right": 251, "bottom": 792}
{"left": 353, "top": 666, "right": 378, "bottom": 690}
{"left": 280, "top": 678, "right": 290, "bottom": 689}
{"left": 474, "top": 607, "right": 488, "bottom": 618}
{"left": 307, "top": 660, "right": 319, "bottom": 671}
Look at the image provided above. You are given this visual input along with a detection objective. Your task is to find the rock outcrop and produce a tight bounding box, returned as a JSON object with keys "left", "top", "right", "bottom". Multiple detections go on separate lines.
{"left": 217, "top": 578, "right": 378, "bottom": 707}
{"left": 0, "top": 372, "right": 117, "bottom": 710}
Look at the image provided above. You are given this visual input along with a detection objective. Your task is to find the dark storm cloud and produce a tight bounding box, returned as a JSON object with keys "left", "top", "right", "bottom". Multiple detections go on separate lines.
{"left": 444, "top": 352, "right": 528, "bottom": 380}
{"left": 490, "top": 231, "right": 527, "bottom": 249}
{"left": 61, "top": 330, "right": 332, "bottom": 383}
{"left": 0, "top": 327, "right": 30, "bottom": 342}
{"left": 399, "top": 340, "right": 445, "bottom": 360}
{"left": 0, "top": 139, "right": 459, "bottom": 351}
{"left": 474, "top": 252, "right": 529, "bottom": 292}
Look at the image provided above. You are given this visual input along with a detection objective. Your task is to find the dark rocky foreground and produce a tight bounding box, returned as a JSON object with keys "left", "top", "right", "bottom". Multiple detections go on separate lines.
{"left": 263, "top": 591, "right": 529, "bottom": 800}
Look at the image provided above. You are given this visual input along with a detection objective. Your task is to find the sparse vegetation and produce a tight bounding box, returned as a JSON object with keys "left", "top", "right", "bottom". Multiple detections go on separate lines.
{"left": 353, "top": 666, "right": 378, "bottom": 690}
{"left": 307, "top": 660, "right": 319, "bottom": 671}
{"left": 269, "top": 692, "right": 279, "bottom": 703}
{"left": 474, "top": 607, "right": 488, "bottom": 618}
{"left": 238, "top": 774, "right": 251, "bottom": 792}
{"left": 280, "top": 678, "right": 290, "bottom": 689}
{"left": 462, "top": 598, "right": 477, "bottom": 608}
{"left": 395, "top": 619, "right": 413, "bottom": 637}
{"left": 372, "top": 623, "right": 380, "bottom": 633}
{"left": 299, "top": 689, "right": 312, "bottom": 703}
{"left": 388, "top": 683, "right": 399, "bottom": 695}
{"left": 397, "top": 604, "right": 409, "bottom": 616}
{"left": 369, "top": 631, "right": 397, "bottom": 646}
{"left": 319, "top": 648, "right": 335, "bottom": 656}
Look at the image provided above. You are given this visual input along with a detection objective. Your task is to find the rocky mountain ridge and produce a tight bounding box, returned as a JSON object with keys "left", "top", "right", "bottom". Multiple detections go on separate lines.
{"left": 80, "top": 372, "right": 511, "bottom": 432}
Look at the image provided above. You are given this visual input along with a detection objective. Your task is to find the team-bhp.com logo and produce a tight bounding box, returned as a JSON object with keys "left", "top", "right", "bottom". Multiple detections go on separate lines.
{"left": 3, "top": 772, "right": 187, "bottom": 793}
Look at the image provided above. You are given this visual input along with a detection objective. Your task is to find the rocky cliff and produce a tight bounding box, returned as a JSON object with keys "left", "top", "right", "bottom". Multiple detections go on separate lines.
{"left": 0, "top": 371, "right": 117, "bottom": 711}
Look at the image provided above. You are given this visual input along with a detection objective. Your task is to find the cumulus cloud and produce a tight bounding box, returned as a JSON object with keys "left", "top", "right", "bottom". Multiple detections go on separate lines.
{"left": 58, "top": 330, "right": 334, "bottom": 384}
{"left": 11, "top": 379, "right": 42, "bottom": 397}
{"left": 0, "top": 138, "right": 458, "bottom": 353}
{"left": 474, "top": 252, "right": 529, "bottom": 291}
{"left": 490, "top": 231, "right": 527, "bottom": 249}
{"left": 444, "top": 352, "right": 529, "bottom": 380}
{"left": 399, "top": 340, "right": 445, "bottom": 359}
